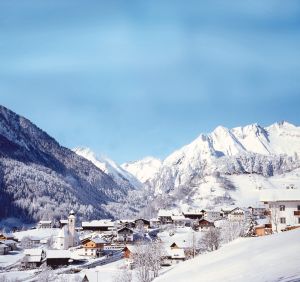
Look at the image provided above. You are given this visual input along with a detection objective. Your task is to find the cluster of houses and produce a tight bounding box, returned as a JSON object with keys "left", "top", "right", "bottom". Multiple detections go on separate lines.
{"left": 1, "top": 188, "right": 300, "bottom": 272}
{"left": 0, "top": 232, "right": 17, "bottom": 255}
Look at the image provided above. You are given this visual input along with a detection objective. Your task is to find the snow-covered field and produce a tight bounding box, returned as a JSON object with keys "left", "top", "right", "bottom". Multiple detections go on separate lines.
{"left": 13, "top": 228, "right": 60, "bottom": 241}
{"left": 0, "top": 251, "right": 24, "bottom": 268}
{"left": 155, "top": 229, "right": 300, "bottom": 282}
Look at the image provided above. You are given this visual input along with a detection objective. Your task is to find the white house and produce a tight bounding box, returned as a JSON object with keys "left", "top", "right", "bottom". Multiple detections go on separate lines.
{"left": 162, "top": 247, "right": 185, "bottom": 266}
{"left": 117, "top": 227, "right": 134, "bottom": 243}
{"left": 171, "top": 215, "right": 189, "bottom": 227}
{"left": 204, "top": 210, "right": 223, "bottom": 222}
{"left": 260, "top": 189, "right": 300, "bottom": 232}
{"left": 37, "top": 220, "right": 52, "bottom": 229}
{"left": 228, "top": 207, "right": 247, "bottom": 222}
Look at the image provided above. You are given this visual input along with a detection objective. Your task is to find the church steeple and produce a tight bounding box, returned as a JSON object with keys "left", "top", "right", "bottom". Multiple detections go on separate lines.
{"left": 68, "top": 210, "right": 76, "bottom": 247}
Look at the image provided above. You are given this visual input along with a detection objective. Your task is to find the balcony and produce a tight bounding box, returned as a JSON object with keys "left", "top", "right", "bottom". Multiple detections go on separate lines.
{"left": 294, "top": 211, "right": 300, "bottom": 216}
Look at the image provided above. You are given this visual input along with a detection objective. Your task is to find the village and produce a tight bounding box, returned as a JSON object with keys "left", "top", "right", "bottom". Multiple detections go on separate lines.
{"left": 0, "top": 189, "right": 300, "bottom": 281}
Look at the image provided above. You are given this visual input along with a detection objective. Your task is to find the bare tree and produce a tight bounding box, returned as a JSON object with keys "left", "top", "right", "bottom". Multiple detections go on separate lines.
{"left": 37, "top": 265, "right": 54, "bottom": 282}
{"left": 148, "top": 241, "right": 163, "bottom": 278}
{"left": 113, "top": 269, "right": 132, "bottom": 282}
{"left": 133, "top": 241, "right": 163, "bottom": 282}
{"left": 133, "top": 242, "right": 152, "bottom": 282}
{"left": 200, "top": 227, "right": 221, "bottom": 252}
{"left": 20, "top": 236, "right": 32, "bottom": 249}
{"left": 270, "top": 203, "right": 280, "bottom": 233}
{"left": 219, "top": 221, "right": 245, "bottom": 243}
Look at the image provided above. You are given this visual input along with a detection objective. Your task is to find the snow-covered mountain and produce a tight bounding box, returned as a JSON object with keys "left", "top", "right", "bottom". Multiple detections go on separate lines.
{"left": 0, "top": 105, "right": 135, "bottom": 224}
{"left": 122, "top": 122, "right": 300, "bottom": 214}
{"left": 73, "top": 147, "right": 142, "bottom": 189}
{"left": 121, "top": 157, "right": 162, "bottom": 183}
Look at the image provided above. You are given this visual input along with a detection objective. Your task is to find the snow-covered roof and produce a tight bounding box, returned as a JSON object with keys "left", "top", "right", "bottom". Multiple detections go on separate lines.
{"left": 24, "top": 249, "right": 44, "bottom": 256}
{"left": 165, "top": 247, "right": 185, "bottom": 259}
{"left": 26, "top": 256, "right": 42, "bottom": 263}
{"left": 0, "top": 240, "right": 16, "bottom": 245}
{"left": 183, "top": 210, "right": 203, "bottom": 215}
{"left": 39, "top": 220, "right": 52, "bottom": 224}
{"left": 117, "top": 227, "right": 133, "bottom": 233}
{"left": 125, "top": 245, "right": 137, "bottom": 253}
{"left": 260, "top": 189, "right": 300, "bottom": 202}
{"left": 47, "top": 250, "right": 71, "bottom": 259}
{"left": 171, "top": 215, "right": 186, "bottom": 221}
{"left": 60, "top": 219, "right": 68, "bottom": 224}
{"left": 0, "top": 244, "right": 8, "bottom": 249}
{"left": 158, "top": 210, "right": 173, "bottom": 217}
{"left": 91, "top": 237, "right": 107, "bottom": 244}
{"left": 82, "top": 220, "right": 114, "bottom": 227}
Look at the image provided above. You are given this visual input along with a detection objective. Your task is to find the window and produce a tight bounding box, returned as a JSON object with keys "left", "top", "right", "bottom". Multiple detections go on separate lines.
{"left": 298, "top": 218, "right": 300, "bottom": 224}
{"left": 297, "top": 205, "right": 300, "bottom": 211}
{"left": 280, "top": 217, "right": 286, "bottom": 224}
{"left": 279, "top": 205, "right": 285, "bottom": 211}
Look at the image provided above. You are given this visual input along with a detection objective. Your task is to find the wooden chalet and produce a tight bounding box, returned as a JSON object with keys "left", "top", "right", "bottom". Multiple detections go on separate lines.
{"left": 117, "top": 227, "right": 134, "bottom": 243}
{"left": 158, "top": 210, "right": 173, "bottom": 224}
{"left": 0, "top": 232, "right": 16, "bottom": 241}
{"left": 183, "top": 211, "right": 203, "bottom": 220}
{"left": 197, "top": 219, "right": 215, "bottom": 231}
{"left": 81, "top": 220, "right": 115, "bottom": 232}
{"left": 134, "top": 218, "right": 150, "bottom": 229}
{"left": 81, "top": 237, "right": 107, "bottom": 257}
{"left": 123, "top": 245, "right": 137, "bottom": 259}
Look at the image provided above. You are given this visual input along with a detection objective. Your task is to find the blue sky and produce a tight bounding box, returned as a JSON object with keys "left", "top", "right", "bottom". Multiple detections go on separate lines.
{"left": 1, "top": 1, "right": 300, "bottom": 163}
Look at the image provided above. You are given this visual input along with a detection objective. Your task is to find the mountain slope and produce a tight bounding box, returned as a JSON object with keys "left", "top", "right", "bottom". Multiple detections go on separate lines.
{"left": 121, "top": 157, "right": 162, "bottom": 184}
{"left": 73, "top": 147, "right": 142, "bottom": 189}
{"left": 0, "top": 105, "right": 133, "bottom": 223}
{"left": 155, "top": 229, "right": 300, "bottom": 282}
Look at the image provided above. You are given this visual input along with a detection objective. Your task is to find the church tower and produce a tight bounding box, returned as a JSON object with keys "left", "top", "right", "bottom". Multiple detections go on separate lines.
{"left": 68, "top": 210, "right": 76, "bottom": 247}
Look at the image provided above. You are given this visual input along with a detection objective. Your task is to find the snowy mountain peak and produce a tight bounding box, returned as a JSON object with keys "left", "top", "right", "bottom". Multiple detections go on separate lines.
{"left": 121, "top": 157, "right": 162, "bottom": 184}
{"left": 73, "top": 147, "right": 142, "bottom": 189}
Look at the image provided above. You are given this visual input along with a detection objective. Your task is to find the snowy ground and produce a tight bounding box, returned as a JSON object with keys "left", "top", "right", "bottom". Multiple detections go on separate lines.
{"left": 13, "top": 228, "right": 60, "bottom": 241}
{"left": 155, "top": 229, "right": 300, "bottom": 282}
{"left": 0, "top": 251, "right": 24, "bottom": 268}
{"left": 0, "top": 269, "right": 36, "bottom": 281}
